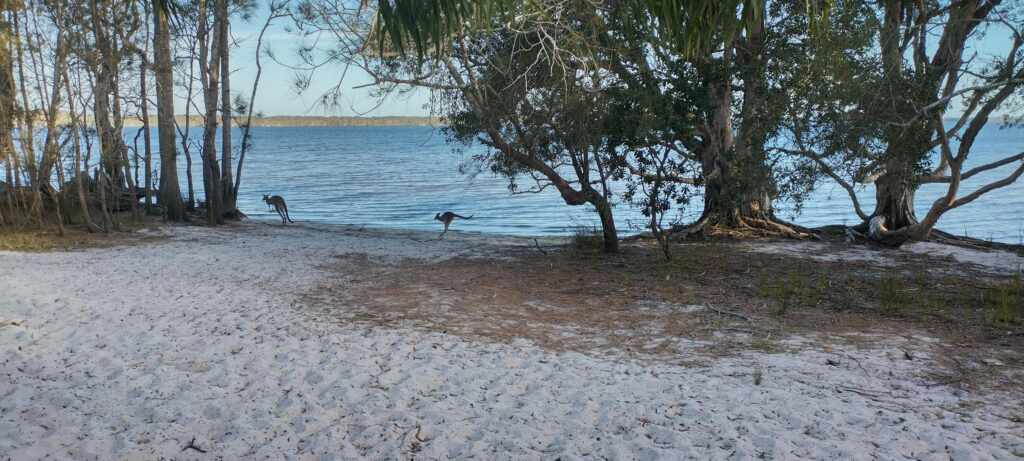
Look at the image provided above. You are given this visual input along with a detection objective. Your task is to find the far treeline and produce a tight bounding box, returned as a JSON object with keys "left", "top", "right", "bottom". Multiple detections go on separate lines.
{"left": 1, "top": 0, "right": 1022, "bottom": 255}
{"left": 121, "top": 115, "right": 442, "bottom": 127}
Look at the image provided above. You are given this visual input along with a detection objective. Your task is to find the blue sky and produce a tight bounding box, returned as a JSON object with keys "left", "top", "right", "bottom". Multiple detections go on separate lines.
{"left": 211, "top": 5, "right": 430, "bottom": 117}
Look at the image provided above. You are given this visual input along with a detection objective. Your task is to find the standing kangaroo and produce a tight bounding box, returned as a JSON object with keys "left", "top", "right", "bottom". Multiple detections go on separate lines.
{"left": 435, "top": 211, "right": 472, "bottom": 238}
{"left": 263, "top": 194, "right": 294, "bottom": 224}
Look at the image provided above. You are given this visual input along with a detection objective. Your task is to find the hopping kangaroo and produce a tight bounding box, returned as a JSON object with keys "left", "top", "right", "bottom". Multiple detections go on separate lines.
{"left": 434, "top": 211, "right": 472, "bottom": 238}
{"left": 263, "top": 194, "right": 294, "bottom": 224}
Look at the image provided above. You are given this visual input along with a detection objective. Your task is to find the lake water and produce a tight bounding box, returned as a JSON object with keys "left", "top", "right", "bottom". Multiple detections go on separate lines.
{"left": 8, "top": 125, "right": 1024, "bottom": 243}
{"left": 216, "top": 125, "right": 1022, "bottom": 243}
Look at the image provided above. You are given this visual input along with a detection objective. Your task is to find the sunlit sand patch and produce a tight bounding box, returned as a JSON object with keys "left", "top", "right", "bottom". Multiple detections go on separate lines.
{"left": 1, "top": 221, "right": 1021, "bottom": 459}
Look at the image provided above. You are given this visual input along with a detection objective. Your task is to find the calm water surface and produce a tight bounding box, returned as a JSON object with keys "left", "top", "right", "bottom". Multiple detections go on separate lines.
{"left": 112, "top": 124, "right": 1024, "bottom": 243}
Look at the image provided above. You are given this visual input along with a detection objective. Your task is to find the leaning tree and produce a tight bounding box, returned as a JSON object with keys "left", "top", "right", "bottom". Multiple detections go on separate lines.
{"left": 787, "top": 0, "right": 1024, "bottom": 244}
{"left": 289, "top": 0, "right": 631, "bottom": 250}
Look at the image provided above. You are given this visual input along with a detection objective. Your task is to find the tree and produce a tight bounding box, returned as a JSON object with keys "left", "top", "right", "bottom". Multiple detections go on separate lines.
{"left": 0, "top": 1, "right": 20, "bottom": 223}
{"left": 190, "top": 0, "right": 255, "bottom": 223}
{"left": 294, "top": 0, "right": 625, "bottom": 251}
{"left": 139, "top": 0, "right": 154, "bottom": 214}
{"left": 153, "top": 0, "right": 186, "bottom": 221}
{"left": 196, "top": 0, "right": 224, "bottom": 225}
{"left": 439, "top": 17, "right": 624, "bottom": 252}
{"left": 368, "top": 0, "right": 832, "bottom": 237}
{"left": 787, "top": 0, "right": 1024, "bottom": 244}
{"left": 594, "top": 0, "right": 829, "bottom": 237}
{"left": 218, "top": 0, "right": 234, "bottom": 214}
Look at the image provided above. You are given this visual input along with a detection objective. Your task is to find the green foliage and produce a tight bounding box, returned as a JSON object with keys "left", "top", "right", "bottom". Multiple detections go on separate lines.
{"left": 642, "top": 0, "right": 760, "bottom": 55}
{"left": 758, "top": 270, "right": 827, "bottom": 315}
{"left": 569, "top": 226, "right": 605, "bottom": 254}
{"left": 877, "top": 270, "right": 912, "bottom": 311}
{"left": 374, "top": 0, "right": 514, "bottom": 61}
{"left": 373, "top": 0, "right": 780, "bottom": 61}
{"left": 984, "top": 274, "right": 1023, "bottom": 325}
{"left": 0, "top": 229, "right": 97, "bottom": 252}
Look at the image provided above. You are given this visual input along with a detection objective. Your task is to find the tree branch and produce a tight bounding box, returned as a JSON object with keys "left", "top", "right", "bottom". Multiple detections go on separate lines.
{"left": 949, "top": 160, "right": 1024, "bottom": 210}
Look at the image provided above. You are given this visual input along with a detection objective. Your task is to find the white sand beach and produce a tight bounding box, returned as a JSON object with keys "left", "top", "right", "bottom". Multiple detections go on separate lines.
{"left": 1, "top": 222, "right": 1022, "bottom": 459}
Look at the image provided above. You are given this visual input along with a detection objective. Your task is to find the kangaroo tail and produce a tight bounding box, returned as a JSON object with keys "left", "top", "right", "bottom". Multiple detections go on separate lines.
{"left": 453, "top": 214, "right": 473, "bottom": 220}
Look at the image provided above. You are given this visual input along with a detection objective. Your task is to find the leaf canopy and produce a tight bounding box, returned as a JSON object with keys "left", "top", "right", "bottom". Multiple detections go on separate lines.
{"left": 371, "top": 0, "right": 823, "bottom": 59}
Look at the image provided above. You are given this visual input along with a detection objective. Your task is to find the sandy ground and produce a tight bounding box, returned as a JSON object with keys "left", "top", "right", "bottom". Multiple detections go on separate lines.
{"left": 744, "top": 239, "right": 1024, "bottom": 274}
{"left": 1, "top": 221, "right": 1022, "bottom": 460}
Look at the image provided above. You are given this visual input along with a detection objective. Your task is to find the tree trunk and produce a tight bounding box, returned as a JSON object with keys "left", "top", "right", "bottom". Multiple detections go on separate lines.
{"left": 692, "top": 45, "right": 778, "bottom": 234}
{"left": 12, "top": 11, "right": 40, "bottom": 224}
{"left": 697, "top": 67, "right": 772, "bottom": 228}
{"left": 140, "top": 50, "right": 153, "bottom": 214}
{"left": 872, "top": 172, "right": 918, "bottom": 231}
{"left": 218, "top": 0, "right": 235, "bottom": 214}
{"left": 64, "top": 67, "right": 100, "bottom": 232}
{"left": 696, "top": 26, "right": 779, "bottom": 231}
{"left": 184, "top": 146, "right": 195, "bottom": 210}
{"left": 97, "top": 170, "right": 112, "bottom": 232}
{"left": 0, "top": 11, "right": 16, "bottom": 221}
{"left": 153, "top": 0, "right": 185, "bottom": 221}
{"left": 64, "top": 65, "right": 100, "bottom": 232}
{"left": 594, "top": 197, "right": 618, "bottom": 253}
{"left": 89, "top": 0, "right": 126, "bottom": 196}
{"left": 198, "top": 0, "right": 223, "bottom": 225}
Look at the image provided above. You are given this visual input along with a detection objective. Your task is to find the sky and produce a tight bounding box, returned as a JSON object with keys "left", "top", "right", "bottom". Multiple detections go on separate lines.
{"left": 207, "top": 4, "right": 430, "bottom": 118}
{"left": 218, "top": 2, "right": 1019, "bottom": 119}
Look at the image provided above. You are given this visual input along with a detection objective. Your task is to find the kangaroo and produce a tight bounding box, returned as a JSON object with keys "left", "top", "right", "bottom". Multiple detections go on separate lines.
{"left": 435, "top": 211, "right": 472, "bottom": 238}
{"left": 263, "top": 194, "right": 294, "bottom": 224}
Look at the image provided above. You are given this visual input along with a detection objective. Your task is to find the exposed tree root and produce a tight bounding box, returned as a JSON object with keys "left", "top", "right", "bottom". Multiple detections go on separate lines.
{"left": 824, "top": 219, "right": 1023, "bottom": 254}
{"left": 663, "top": 214, "right": 712, "bottom": 237}
{"left": 222, "top": 208, "right": 248, "bottom": 221}
{"left": 625, "top": 212, "right": 818, "bottom": 243}
{"left": 928, "top": 229, "right": 1024, "bottom": 254}
{"left": 738, "top": 216, "right": 818, "bottom": 240}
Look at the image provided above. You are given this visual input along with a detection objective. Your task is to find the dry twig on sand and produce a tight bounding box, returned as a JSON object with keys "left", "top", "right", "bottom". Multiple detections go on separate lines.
{"left": 182, "top": 437, "right": 207, "bottom": 453}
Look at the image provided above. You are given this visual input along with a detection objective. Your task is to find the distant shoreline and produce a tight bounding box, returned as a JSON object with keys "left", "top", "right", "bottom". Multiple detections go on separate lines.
{"left": 121, "top": 115, "right": 442, "bottom": 128}
{"left": 53, "top": 114, "right": 977, "bottom": 128}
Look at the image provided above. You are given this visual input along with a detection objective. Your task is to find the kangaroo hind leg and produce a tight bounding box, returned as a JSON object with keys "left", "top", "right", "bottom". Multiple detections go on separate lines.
{"left": 277, "top": 205, "right": 287, "bottom": 224}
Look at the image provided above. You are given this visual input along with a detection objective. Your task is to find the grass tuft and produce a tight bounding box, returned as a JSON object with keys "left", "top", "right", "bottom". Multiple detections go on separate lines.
{"left": 0, "top": 231, "right": 74, "bottom": 252}
{"left": 568, "top": 225, "right": 604, "bottom": 254}
{"left": 878, "top": 270, "right": 913, "bottom": 311}
{"left": 984, "top": 273, "right": 1023, "bottom": 325}
{"left": 0, "top": 220, "right": 159, "bottom": 252}
{"left": 758, "top": 271, "right": 827, "bottom": 315}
